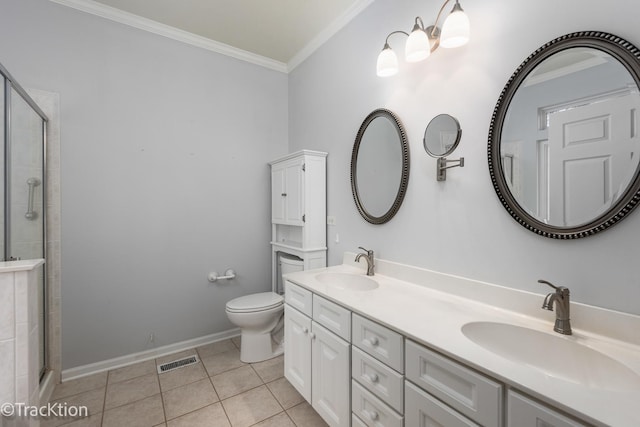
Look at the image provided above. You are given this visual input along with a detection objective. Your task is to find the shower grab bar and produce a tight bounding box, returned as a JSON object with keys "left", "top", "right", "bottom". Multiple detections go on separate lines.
{"left": 25, "top": 177, "right": 41, "bottom": 220}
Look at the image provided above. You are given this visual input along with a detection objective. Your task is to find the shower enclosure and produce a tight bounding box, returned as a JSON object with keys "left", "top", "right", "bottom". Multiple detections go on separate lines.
{"left": 0, "top": 62, "right": 47, "bottom": 379}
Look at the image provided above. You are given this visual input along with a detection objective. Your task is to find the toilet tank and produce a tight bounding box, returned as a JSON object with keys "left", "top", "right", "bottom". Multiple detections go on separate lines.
{"left": 277, "top": 252, "right": 303, "bottom": 294}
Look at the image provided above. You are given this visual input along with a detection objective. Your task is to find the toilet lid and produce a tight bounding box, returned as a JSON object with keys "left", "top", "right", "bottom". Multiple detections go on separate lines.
{"left": 226, "top": 292, "right": 284, "bottom": 313}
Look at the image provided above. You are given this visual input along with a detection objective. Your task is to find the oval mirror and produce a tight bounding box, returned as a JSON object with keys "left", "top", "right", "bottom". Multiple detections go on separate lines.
{"left": 424, "top": 114, "right": 462, "bottom": 157}
{"left": 351, "top": 108, "right": 410, "bottom": 224}
{"left": 488, "top": 31, "right": 640, "bottom": 238}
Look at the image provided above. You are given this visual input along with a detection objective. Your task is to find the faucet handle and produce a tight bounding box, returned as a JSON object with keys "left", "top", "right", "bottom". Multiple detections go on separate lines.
{"left": 538, "top": 279, "right": 559, "bottom": 290}
{"left": 358, "top": 246, "right": 373, "bottom": 255}
{"left": 539, "top": 279, "right": 569, "bottom": 295}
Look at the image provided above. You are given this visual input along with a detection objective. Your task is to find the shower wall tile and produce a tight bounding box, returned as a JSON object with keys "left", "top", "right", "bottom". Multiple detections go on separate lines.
{"left": 30, "top": 88, "right": 62, "bottom": 387}
{"left": 0, "top": 339, "right": 16, "bottom": 405}
{"left": 0, "top": 263, "right": 43, "bottom": 416}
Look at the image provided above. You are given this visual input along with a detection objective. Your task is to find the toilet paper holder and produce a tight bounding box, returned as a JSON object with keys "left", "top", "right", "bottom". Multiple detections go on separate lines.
{"left": 208, "top": 269, "right": 236, "bottom": 282}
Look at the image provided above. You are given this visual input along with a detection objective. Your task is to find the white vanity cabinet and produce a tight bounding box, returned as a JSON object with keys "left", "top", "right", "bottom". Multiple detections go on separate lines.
{"left": 284, "top": 282, "right": 351, "bottom": 427}
{"left": 270, "top": 150, "right": 327, "bottom": 289}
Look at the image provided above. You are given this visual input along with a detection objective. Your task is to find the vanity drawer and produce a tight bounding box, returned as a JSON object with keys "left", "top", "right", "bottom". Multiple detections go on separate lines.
{"left": 284, "top": 281, "right": 312, "bottom": 317}
{"left": 312, "top": 294, "right": 351, "bottom": 341}
{"left": 352, "top": 414, "right": 368, "bottom": 427}
{"left": 352, "top": 347, "right": 403, "bottom": 413}
{"left": 508, "top": 390, "right": 588, "bottom": 427}
{"left": 352, "top": 381, "right": 403, "bottom": 427}
{"left": 405, "top": 340, "right": 502, "bottom": 427}
{"left": 405, "top": 381, "right": 479, "bottom": 427}
{"left": 352, "top": 314, "right": 404, "bottom": 373}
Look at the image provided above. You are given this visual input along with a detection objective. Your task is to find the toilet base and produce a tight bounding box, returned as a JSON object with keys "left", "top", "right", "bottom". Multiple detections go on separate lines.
{"left": 239, "top": 331, "right": 284, "bottom": 363}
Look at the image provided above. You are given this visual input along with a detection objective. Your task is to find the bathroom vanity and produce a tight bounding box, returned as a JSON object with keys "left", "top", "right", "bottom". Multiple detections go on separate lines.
{"left": 283, "top": 253, "right": 640, "bottom": 427}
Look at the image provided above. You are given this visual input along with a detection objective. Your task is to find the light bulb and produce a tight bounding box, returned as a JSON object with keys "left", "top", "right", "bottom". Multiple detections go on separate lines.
{"left": 405, "top": 27, "right": 430, "bottom": 62}
{"left": 376, "top": 44, "right": 398, "bottom": 77}
{"left": 440, "top": 2, "right": 470, "bottom": 48}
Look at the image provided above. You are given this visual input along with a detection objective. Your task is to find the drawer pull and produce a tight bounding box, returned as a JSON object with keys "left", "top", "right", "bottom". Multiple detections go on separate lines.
{"left": 364, "top": 336, "right": 379, "bottom": 347}
{"left": 364, "top": 410, "right": 379, "bottom": 421}
{"left": 364, "top": 373, "right": 379, "bottom": 383}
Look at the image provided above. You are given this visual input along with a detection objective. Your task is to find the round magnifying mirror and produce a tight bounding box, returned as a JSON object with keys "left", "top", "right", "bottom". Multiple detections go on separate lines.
{"left": 423, "top": 114, "right": 462, "bottom": 157}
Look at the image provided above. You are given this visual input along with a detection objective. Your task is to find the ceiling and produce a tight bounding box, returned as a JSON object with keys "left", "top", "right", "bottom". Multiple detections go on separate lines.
{"left": 53, "top": 0, "right": 373, "bottom": 72}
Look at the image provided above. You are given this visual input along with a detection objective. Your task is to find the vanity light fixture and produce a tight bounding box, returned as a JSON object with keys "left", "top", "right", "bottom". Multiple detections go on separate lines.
{"left": 376, "top": 0, "right": 470, "bottom": 77}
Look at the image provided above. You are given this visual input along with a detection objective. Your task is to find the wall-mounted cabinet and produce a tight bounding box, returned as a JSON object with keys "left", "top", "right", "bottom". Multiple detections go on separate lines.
{"left": 270, "top": 151, "right": 327, "bottom": 288}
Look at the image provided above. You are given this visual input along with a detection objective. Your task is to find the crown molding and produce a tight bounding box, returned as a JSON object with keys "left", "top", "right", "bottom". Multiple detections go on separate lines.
{"left": 287, "top": 0, "right": 375, "bottom": 72}
{"left": 49, "top": 0, "right": 373, "bottom": 73}
{"left": 48, "top": 0, "right": 288, "bottom": 73}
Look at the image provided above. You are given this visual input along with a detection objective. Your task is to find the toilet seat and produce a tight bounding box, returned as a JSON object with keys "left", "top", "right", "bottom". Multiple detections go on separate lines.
{"left": 226, "top": 292, "right": 284, "bottom": 313}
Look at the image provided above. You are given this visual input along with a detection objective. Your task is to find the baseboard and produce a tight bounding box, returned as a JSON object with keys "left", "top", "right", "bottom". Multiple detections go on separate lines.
{"left": 61, "top": 328, "right": 240, "bottom": 382}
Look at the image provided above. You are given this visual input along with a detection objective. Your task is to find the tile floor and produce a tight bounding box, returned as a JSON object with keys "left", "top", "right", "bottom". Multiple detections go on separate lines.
{"left": 41, "top": 337, "right": 328, "bottom": 427}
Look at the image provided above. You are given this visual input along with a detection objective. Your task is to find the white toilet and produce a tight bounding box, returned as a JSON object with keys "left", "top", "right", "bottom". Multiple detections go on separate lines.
{"left": 225, "top": 253, "right": 303, "bottom": 363}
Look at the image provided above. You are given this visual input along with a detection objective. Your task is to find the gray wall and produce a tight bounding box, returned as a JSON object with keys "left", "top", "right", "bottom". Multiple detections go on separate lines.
{"left": 289, "top": 0, "right": 640, "bottom": 315}
{"left": 0, "top": 0, "right": 288, "bottom": 369}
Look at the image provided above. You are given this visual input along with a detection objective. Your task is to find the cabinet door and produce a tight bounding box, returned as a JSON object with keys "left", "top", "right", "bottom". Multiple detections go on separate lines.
{"left": 508, "top": 390, "right": 588, "bottom": 427}
{"left": 311, "top": 322, "right": 350, "bottom": 427}
{"left": 284, "top": 161, "right": 304, "bottom": 224}
{"left": 284, "top": 305, "right": 312, "bottom": 401}
{"left": 271, "top": 165, "right": 287, "bottom": 223}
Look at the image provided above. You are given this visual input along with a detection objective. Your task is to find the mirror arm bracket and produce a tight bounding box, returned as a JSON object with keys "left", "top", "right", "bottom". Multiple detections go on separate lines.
{"left": 436, "top": 157, "right": 464, "bottom": 181}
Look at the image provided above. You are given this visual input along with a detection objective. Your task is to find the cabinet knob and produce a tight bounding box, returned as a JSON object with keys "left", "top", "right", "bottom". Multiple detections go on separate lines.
{"left": 309, "top": 332, "right": 316, "bottom": 340}
{"left": 364, "top": 373, "right": 379, "bottom": 383}
{"left": 364, "top": 336, "right": 379, "bottom": 347}
{"left": 364, "top": 410, "right": 379, "bottom": 421}
{"left": 302, "top": 327, "right": 309, "bottom": 334}
{"left": 281, "top": 193, "right": 287, "bottom": 197}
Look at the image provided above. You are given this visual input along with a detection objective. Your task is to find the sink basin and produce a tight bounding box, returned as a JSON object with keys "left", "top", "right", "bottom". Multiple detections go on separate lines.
{"left": 462, "top": 321, "right": 640, "bottom": 391}
{"left": 314, "top": 272, "right": 379, "bottom": 291}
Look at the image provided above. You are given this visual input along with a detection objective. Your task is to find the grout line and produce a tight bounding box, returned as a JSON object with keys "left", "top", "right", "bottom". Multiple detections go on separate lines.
{"left": 99, "top": 381, "right": 107, "bottom": 426}
{"left": 158, "top": 370, "right": 168, "bottom": 426}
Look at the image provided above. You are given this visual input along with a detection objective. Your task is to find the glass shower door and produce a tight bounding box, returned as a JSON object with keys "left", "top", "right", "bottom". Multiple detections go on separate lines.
{"left": 7, "top": 85, "right": 46, "bottom": 376}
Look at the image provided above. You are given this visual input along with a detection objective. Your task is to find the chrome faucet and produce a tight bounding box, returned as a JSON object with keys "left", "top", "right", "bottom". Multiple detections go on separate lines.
{"left": 539, "top": 279, "right": 572, "bottom": 335}
{"left": 355, "top": 247, "right": 375, "bottom": 276}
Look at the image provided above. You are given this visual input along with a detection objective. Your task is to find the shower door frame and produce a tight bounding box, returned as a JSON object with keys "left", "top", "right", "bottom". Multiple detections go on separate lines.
{"left": 1, "top": 61, "right": 49, "bottom": 380}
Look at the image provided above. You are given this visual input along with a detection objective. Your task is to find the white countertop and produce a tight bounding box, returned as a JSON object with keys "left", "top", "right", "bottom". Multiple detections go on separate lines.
{"left": 284, "top": 254, "right": 640, "bottom": 427}
{"left": 0, "top": 259, "right": 44, "bottom": 273}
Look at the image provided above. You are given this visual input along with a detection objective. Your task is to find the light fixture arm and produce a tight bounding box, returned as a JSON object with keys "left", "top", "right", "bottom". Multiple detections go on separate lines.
{"left": 382, "top": 30, "right": 409, "bottom": 47}
{"left": 432, "top": 0, "right": 455, "bottom": 36}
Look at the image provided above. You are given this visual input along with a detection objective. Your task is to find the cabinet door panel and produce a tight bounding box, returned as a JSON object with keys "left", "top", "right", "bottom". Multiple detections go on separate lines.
{"left": 284, "top": 305, "right": 312, "bottom": 401}
{"left": 312, "top": 322, "right": 350, "bottom": 427}
{"left": 271, "top": 166, "right": 286, "bottom": 223}
{"left": 284, "top": 161, "right": 304, "bottom": 224}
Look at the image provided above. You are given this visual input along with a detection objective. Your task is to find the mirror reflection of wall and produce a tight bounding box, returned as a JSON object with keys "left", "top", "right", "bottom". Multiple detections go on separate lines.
{"left": 356, "top": 116, "right": 403, "bottom": 217}
{"left": 501, "top": 47, "right": 640, "bottom": 227}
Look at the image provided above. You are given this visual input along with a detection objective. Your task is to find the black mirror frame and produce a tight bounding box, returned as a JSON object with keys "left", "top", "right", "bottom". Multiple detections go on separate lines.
{"left": 488, "top": 31, "right": 640, "bottom": 239}
{"left": 351, "top": 108, "right": 410, "bottom": 224}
